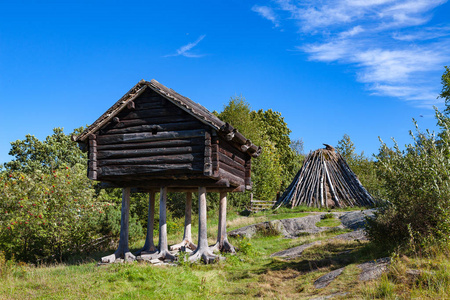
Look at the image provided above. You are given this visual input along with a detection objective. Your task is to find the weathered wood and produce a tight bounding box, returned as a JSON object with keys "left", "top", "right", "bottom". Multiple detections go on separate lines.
{"left": 159, "top": 187, "right": 168, "bottom": 252}
{"left": 97, "top": 138, "right": 203, "bottom": 151}
{"left": 88, "top": 135, "right": 98, "bottom": 180}
{"left": 97, "top": 129, "right": 205, "bottom": 144}
{"left": 136, "top": 191, "right": 157, "bottom": 255}
{"left": 98, "top": 164, "right": 202, "bottom": 176}
{"left": 104, "top": 115, "right": 194, "bottom": 130}
{"left": 97, "top": 146, "right": 204, "bottom": 160}
{"left": 244, "top": 159, "right": 251, "bottom": 187}
{"left": 218, "top": 136, "right": 247, "bottom": 164}
{"left": 101, "top": 188, "right": 135, "bottom": 263}
{"left": 117, "top": 107, "right": 185, "bottom": 120}
{"left": 218, "top": 169, "right": 245, "bottom": 186}
{"left": 218, "top": 152, "right": 245, "bottom": 172}
{"left": 211, "top": 136, "right": 219, "bottom": 176}
{"left": 220, "top": 162, "right": 245, "bottom": 179}
{"left": 97, "top": 153, "right": 202, "bottom": 166}
{"left": 204, "top": 131, "right": 212, "bottom": 176}
{"left": 189, "top": 187, "right": 217, "bottom": 263}
{"left": 126, "top": 101, "right": 135, "bottom": 110}
{"left": 103, "top": 121, "right": 203, "bottom": 135}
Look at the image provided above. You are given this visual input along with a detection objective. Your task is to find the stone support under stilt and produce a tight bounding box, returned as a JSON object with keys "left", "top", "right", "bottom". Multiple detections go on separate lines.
{"left": 101, "top": 187, "right": 136, "bottom": 263}
{"left": 189, "top": 187, "right": 217, "bottom": 263}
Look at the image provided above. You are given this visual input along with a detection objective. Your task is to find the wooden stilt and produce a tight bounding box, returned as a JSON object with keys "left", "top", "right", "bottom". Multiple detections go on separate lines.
{"left": 170, "top": 192, "right": 197, "bottom": 251}
{"left": 210, "top": 192, "right": 235, "bottom": 253}
{"left": 189, "top": 187, "right": 217, "bottom": 263}
{"left": 101, "top": 188, "right": 135, "bottom": 263}
{"left": 136, "top": 191, "right": 157, "bottom": 255}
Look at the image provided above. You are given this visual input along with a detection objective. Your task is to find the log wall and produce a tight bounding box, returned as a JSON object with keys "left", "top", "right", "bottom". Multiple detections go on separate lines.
{"left": 85, "top": 87, "right": 253, "bottom": 190}
{"left": 91, "top": 89, "right": 207, "bottom": 180}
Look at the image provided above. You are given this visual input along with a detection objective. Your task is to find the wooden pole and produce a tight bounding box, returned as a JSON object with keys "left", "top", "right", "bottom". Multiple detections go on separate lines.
{"left": 170, "top": 192, "right": 197, "bottom": 251}
{"left": 189, "top": 187, "right": 217, "bottom": 263}
{"left": 159, "top": 186, "right": 169, "bottom": 253}
{"left": 136, "top": 191, "right": 156, "bottom": 255}
{"left": 101, "top": 187, "right": 135, "bottom": 263}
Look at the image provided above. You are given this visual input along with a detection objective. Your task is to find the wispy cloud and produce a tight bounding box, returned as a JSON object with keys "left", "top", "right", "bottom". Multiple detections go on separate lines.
{"left": 164, "top": 35, "right": 206, "bottom": 58}
{"left": 252, "top": 5, "right": 279, "bottom": 27}
{"left": 252, "top": 0, "right": 450, "bottom": 107}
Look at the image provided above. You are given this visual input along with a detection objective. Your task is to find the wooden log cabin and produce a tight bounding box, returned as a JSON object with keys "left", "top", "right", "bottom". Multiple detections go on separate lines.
{"left": 73, "top": 79, "right": 261, "bottom": 263}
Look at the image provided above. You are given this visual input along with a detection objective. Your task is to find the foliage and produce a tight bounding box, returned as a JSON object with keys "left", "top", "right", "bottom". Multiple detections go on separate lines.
{"left": 336, "top": 134, "right": 384, "bottom": 200}
{"left": 217, "top": 97, "right": 303, "bottom": 204}
{"left": 366, "top": 110, "right": 450, "bottom": 251}
{"left": 4, "top": 127, "right": 86, "bottom": 173}
{"left": 440, "top": 66, "right": 450, "bottom": 113}
{"left": 0, "top": 165, "right": 104, "bottom": 262}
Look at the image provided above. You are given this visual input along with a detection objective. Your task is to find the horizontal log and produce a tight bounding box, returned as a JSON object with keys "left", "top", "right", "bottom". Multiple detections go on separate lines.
{"left": 102, "top": 121, "right": 202, "bottom": 135}
{"left": 218, "top": 136, "right": 248, "bottom": 162}
{"left": 98, "top": 164, "right": 202, "bottom": 176}
{"left": 117, "top": 107, "right": 185, "bottom": 120}
{"left": 97, "top": 129, "right": 205, "bottom": 145}
{"left": 96, "top": 138, "right": 204, "bottom": 150}
{"left": 218, "top": 147, "right": 246, "bottom": 166}
{"left": 218, "top": 169, "right": 245, "bottom": 187}
{"left": 220, "top": 163, "right": 245, "bottom": 179}
{"left": 133, "top": 101, "right": 165, "bottom": 110}
{"left": 233, "top": 131, "right": 247, "bottom": 145}
{"left": 104, "top": 115, "right": 194, "bottom": 130}
{"left": 218, "top": 152, "right": 245, "bottom": 172}
{"left": 97, "top": 145, "right": 204, "bottom": 160}
{"left": 97, "top": 153, "right": 203, "bottom": 166}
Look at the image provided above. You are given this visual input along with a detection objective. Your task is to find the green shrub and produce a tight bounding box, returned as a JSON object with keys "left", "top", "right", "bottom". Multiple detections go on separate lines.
{"left": 367, "top": 110, "right": 450, "bottom": 252}
{"left": 0, "top": 165, "right": 119, "bottom": 262}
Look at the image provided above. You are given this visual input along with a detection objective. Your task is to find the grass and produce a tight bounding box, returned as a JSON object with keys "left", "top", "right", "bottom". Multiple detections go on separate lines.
{"left": 2, "top": 206, "right": 448, "bottom": 299}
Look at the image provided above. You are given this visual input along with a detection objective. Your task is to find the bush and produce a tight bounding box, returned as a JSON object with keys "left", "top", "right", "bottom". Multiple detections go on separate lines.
{"left": 366, "top": 111, "right": 450, "bottom": 252}
{"left": 0, "top": 165, "right": 116, "bottom": 262}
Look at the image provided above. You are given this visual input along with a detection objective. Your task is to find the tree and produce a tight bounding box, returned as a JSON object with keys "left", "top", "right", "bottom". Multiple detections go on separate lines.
{"left": 217, "top": 97, "right": 302, "bottom": 203}
{"left": 367, "top": 67, "right": 450, "bottom": 251}
{"left": 4, "top": 127, "right": 87, "bottom": 173}
{"left": 336, "top": 134, "right": 382, "bottom": 200}
{"left": 336, "top": 134, "right": 355, "bottom": 162}
{"left": 440, "top": 66, "right": 450, "bottom": 114}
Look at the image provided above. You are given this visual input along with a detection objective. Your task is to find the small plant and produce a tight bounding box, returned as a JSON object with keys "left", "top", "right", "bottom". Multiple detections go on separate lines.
{"left": 321, "top": 213, "right": 334, "bottom": 220}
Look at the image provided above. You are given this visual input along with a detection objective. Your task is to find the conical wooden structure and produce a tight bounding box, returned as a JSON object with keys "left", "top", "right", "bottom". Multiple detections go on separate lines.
{"left": 275, "top": 144, "right": 374, "bottom": 209}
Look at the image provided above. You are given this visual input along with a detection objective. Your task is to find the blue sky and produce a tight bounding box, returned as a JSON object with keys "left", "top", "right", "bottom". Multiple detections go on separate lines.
{"left": 1, "top": 0, "right": 449, "bottom": 164}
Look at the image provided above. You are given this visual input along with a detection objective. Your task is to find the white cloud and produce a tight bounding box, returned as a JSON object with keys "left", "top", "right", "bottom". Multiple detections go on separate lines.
{"left": 252, "top": 5, "right": 279, "bottom": 27}
{"left": 164, "top": 35, "right": 206, "bottom": 58}
{"left": 392, "top": 26, "right": 450, "bottom": 41}
{"left": 252, "top": 0, "right": 450, "bottom": 106}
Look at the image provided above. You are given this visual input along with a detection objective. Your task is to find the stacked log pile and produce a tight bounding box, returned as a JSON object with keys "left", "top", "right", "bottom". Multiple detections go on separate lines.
{"left": 275, "top": 145, "right": 374, "bottom": 208}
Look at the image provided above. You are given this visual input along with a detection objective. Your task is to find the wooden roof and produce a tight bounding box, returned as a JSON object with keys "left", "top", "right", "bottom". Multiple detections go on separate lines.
{"left": 73, "top": 79, "right": 261, "bottom": 158}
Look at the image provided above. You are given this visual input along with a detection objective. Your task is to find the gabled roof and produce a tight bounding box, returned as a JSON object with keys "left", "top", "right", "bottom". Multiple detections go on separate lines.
{"left": 73, "top": 79, "right": 261, "bottom": 157}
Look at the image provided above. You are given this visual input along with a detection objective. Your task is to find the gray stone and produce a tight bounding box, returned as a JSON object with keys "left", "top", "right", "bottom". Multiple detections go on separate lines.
{"left": 228, "top": 214, "right": 326, "bottom": 239}
{"left": 270, "top": 240, "right": 322, "bottom": 258}
{"left": 358, "top": 257, "right": 390, "bottom": 281}
{"left": 314, "top": 267, "right": 345, "bottom": 288}
{"left": 339, "top": 209, "right": 376, "bottom": 230}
